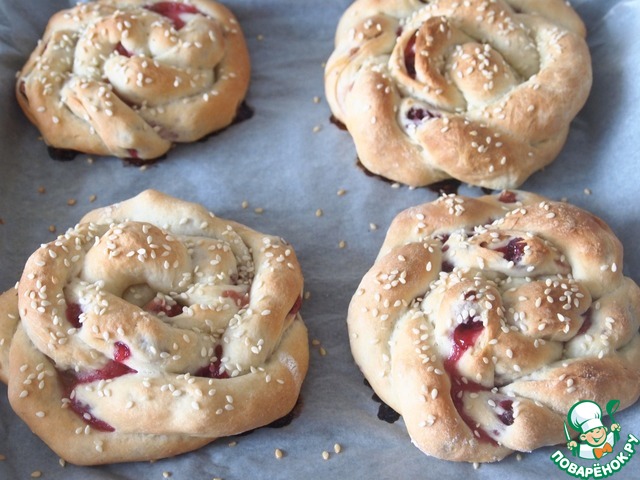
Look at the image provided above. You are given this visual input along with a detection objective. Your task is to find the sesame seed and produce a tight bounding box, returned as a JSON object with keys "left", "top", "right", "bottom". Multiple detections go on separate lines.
{"left": 254, "top": 207, "right": 264, "bottom": 214}
{"left": 338, "top": 240, "right": 347, "bottom": 249}
{"left": 334, "top": 443, "right": 342, "bottom": 454}
{"left": 322, "top": 451, "right": 330, "bottom": 460}
{"left": 31, "top": 472, "right": 42, "bottom": 479}
{"left": 312, "top": 125, "right": 322, "bottom": 133}
{"left": 337, "top": 189, "right": 346, "bottom": 196}
{"left": 275, "top": 448, "right": 284, "bottom": 459}
{"left": 315, "top": 209, "right": 323, "bottom": 217}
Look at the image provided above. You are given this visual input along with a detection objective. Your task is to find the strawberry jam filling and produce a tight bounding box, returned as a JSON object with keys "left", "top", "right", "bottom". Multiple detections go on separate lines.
{"left": 145, "top": 2, "right": 201, "bottom": 30}
{"left": 494, "top": 237, "right": 526, "bottom": 264}
{"left": 143, "top": 297, "right": 184, "bottom": 317}
{"left": 194, "top": 345, "right": 229, "bottom": 379}
{"left": 66, "top": 302, "right": 83, "bottom": 329}
{"left": 404, "top": 34, "right": 417, "bottom": 78}
{"left": 288, "top": 295, "right": 303, "bottom": 317}
{"left": 577, "top": 308, "right": 593, "bottom": 335}
{"left": 406, "top": 106, "right": 439, "bottom": 124}
{"left": 497, "top": 399, "right": 514, "bottom": 426}
{"left": 222, "top": 290, "right": 250, "bottom": 309}
{"left": 498, "top": 191, "right": 517, "bottom": 203}
{"left": 115, "top": 42, "right": 132, "bottom": 57}
{"left": 443, "top": 315, "right": 496, "bottom": 444}
{"left": 62, "top": 344, "right": 137, "bottom": 432}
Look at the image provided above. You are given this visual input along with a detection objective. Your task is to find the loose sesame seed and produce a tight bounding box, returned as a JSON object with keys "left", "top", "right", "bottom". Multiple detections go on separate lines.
{"left": 275, "top": 448, "right": 283, "bottom": 459}
{"left": 322, "top": 451, "right": 330, "bottom": 460}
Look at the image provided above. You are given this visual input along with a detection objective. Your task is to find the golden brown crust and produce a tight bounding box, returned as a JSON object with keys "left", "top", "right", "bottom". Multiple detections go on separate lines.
{"left": 16, "top": 0, "right": 250, "bottom": 160}
{"left": 0, "top": 190, "right": 308, "bottom": 465}
{"left": 348, "top": 191, "right": 640, "bottom": 462}
{"left": 325, "top": 0, "right": 592, "bottom": 188}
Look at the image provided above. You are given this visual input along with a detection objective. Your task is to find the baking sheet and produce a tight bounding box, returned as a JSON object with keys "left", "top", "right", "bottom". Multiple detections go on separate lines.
{"left": 1, "top": 0, "right": 639, "bottom": 478}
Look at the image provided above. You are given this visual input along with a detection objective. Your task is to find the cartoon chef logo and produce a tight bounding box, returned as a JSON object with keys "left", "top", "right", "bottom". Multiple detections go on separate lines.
{"left": 566, "top": 400, "right": 621, "bottom": 460}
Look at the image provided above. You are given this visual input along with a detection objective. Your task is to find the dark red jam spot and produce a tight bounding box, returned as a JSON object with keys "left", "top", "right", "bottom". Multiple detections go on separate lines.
{"left": 222, "top": 290, "right": 250, "bottom": 309}
{"left": 441, "top": 260, "right": 454, "bottom": 272}
{"left": 428, "top": 179, "right": 461, "bottom": 196}
{"left": 73, "top": 361, "right": 137, "bottom": 384}
{"left": 406, "top": 106, "right": 439, "bottom": 123}
{"left": 498, "top": 191, "right": 517, "bottom": 203}
{"left": 69, "top": 399, "right": 115, "bottom": 432}
{"left": 113, "top": 342, "right": 131, "bottom": 363}
{"left": 577, "top": 308, "right": 593, "bottom": 336}
{"left": 447, "top": 318, "right": 484, "bottom": 367}
{"left": 115, "top": 42, "right": 132, "bottom": 57}
{"left": 494, "top": 237, "right": 526, "bottom": 264}
{"left": 463, "top": 290, "right": 477, "bottom": 301}
{"left": 127, "top": 148, "right": 139, "bottom": 159}
{"left": 364, "top": 379, "right": 400, "bottom": 424}
{"left": 395, "top": 26, "right": 403, "bottom": 37}
{"left": 497, "top": 400, "right": 514, "bottom": 426}
{"left": 61, "top": 360, "right": 137, "bottom": 432}
{"left": 329, "top": 114, "right": 348, "bottom": 131}
{"left": 443, "top": 356, "right": 495, "bottom": 444}
{"left": 194, "top": 345, "right": 229, "bottom": 379}
{"left": 66, "top": 302, "right": 83, "bottom": 329}
{"left": 47, "top": 146, "right": 79, "bottom": 161}
{"left": 145, "top": 2, "right": 201, "bottom": 30}
{"left": 143, "top": 297, "right": 183, "bottom": 317}
{"left": 288, "top": 296, "right": 303, "bottom": 317}
{"left": 404, "top": 34, "right": 417, "bottom": 78}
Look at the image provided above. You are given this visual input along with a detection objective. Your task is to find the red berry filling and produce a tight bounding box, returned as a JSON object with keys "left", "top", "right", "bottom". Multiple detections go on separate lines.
{"left": 441, "top": 260, "right": 454, "bottom": 273}
{"left": 66, "top": 302, "right": 83, "bottom": 329}
{"left": 127, "top": 148, "right": 139, "bottom": 159}
{"left": 498, "top": 191, "right": 517, "bottom": 203}
{"left": 577, "top": 308, "right": 593, "bottom": 335}
{"left": 404, "top": 34, "right": 417, "bottom": 78}
{"left": 288, "top": 295, "right": 303, "bottom": 317}
{"left": 497, "top": 399, "right": 514, "bottom": 426}
{"left": 442, "top": 316, "right": 496, "bottom": 443}
{"left": 447, "top": 317, "right": 484, "bottom": 367}
{"left": 61, "top": 357, "right": 137, "bottom": 432}
{"left": 143, "top": 297, "right": 184, "bottom": 317}
{"left": 145, "top": 2, "right": 201, "bottom": 30}
{"left": 194, "top": 345, "right": 229, "bottom": 379}
{"left": 222, "top": 290, "right": 250, "bottom": 309}
{"left": 494, "top": 237, "right": 526, "bottom": 264}
{"left": 113, "top": 341, "right": 132, "bottom": 363}
{"left": 115, "top": 42, "right": 132, "bottom": 57}
{"left": 406, "top": 106, "right": 439, "bottom": 124}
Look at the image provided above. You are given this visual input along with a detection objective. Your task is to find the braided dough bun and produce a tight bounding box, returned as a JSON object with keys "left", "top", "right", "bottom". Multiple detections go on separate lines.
{"left": 325, "top": 0, "right": 592, "bottom": 188}
{"left": 348, "top": 190, "right": 640, "bottom": 462}
{"left": 16, "top": 0, "right": 250, "bottom": 161}
{"left": 0, "top": 190, "right": 308, "bottom": 465}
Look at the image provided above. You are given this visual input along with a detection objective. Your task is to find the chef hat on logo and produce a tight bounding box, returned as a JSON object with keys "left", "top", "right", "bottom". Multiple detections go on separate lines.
{"left": 569, "top": 400, "right": 604, "bottom": 434}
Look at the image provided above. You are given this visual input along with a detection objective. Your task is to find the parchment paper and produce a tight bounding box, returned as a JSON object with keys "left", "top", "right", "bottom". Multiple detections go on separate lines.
{"left": 1, "top": 0, "right": 639, "bottom": 478}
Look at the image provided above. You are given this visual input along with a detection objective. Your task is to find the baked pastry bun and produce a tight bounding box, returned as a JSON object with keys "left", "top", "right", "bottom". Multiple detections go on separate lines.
{"left": 325, "top": 0, "right": 592, "bottom": 189}
{"left": 0, "top": 190, "right": 308, "bottom": 465}
{"left": 347, "top": 191, "right": 640, "bottom": 462}
{"left": 16, "top": 0, "right": 250, "bottom": 161}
